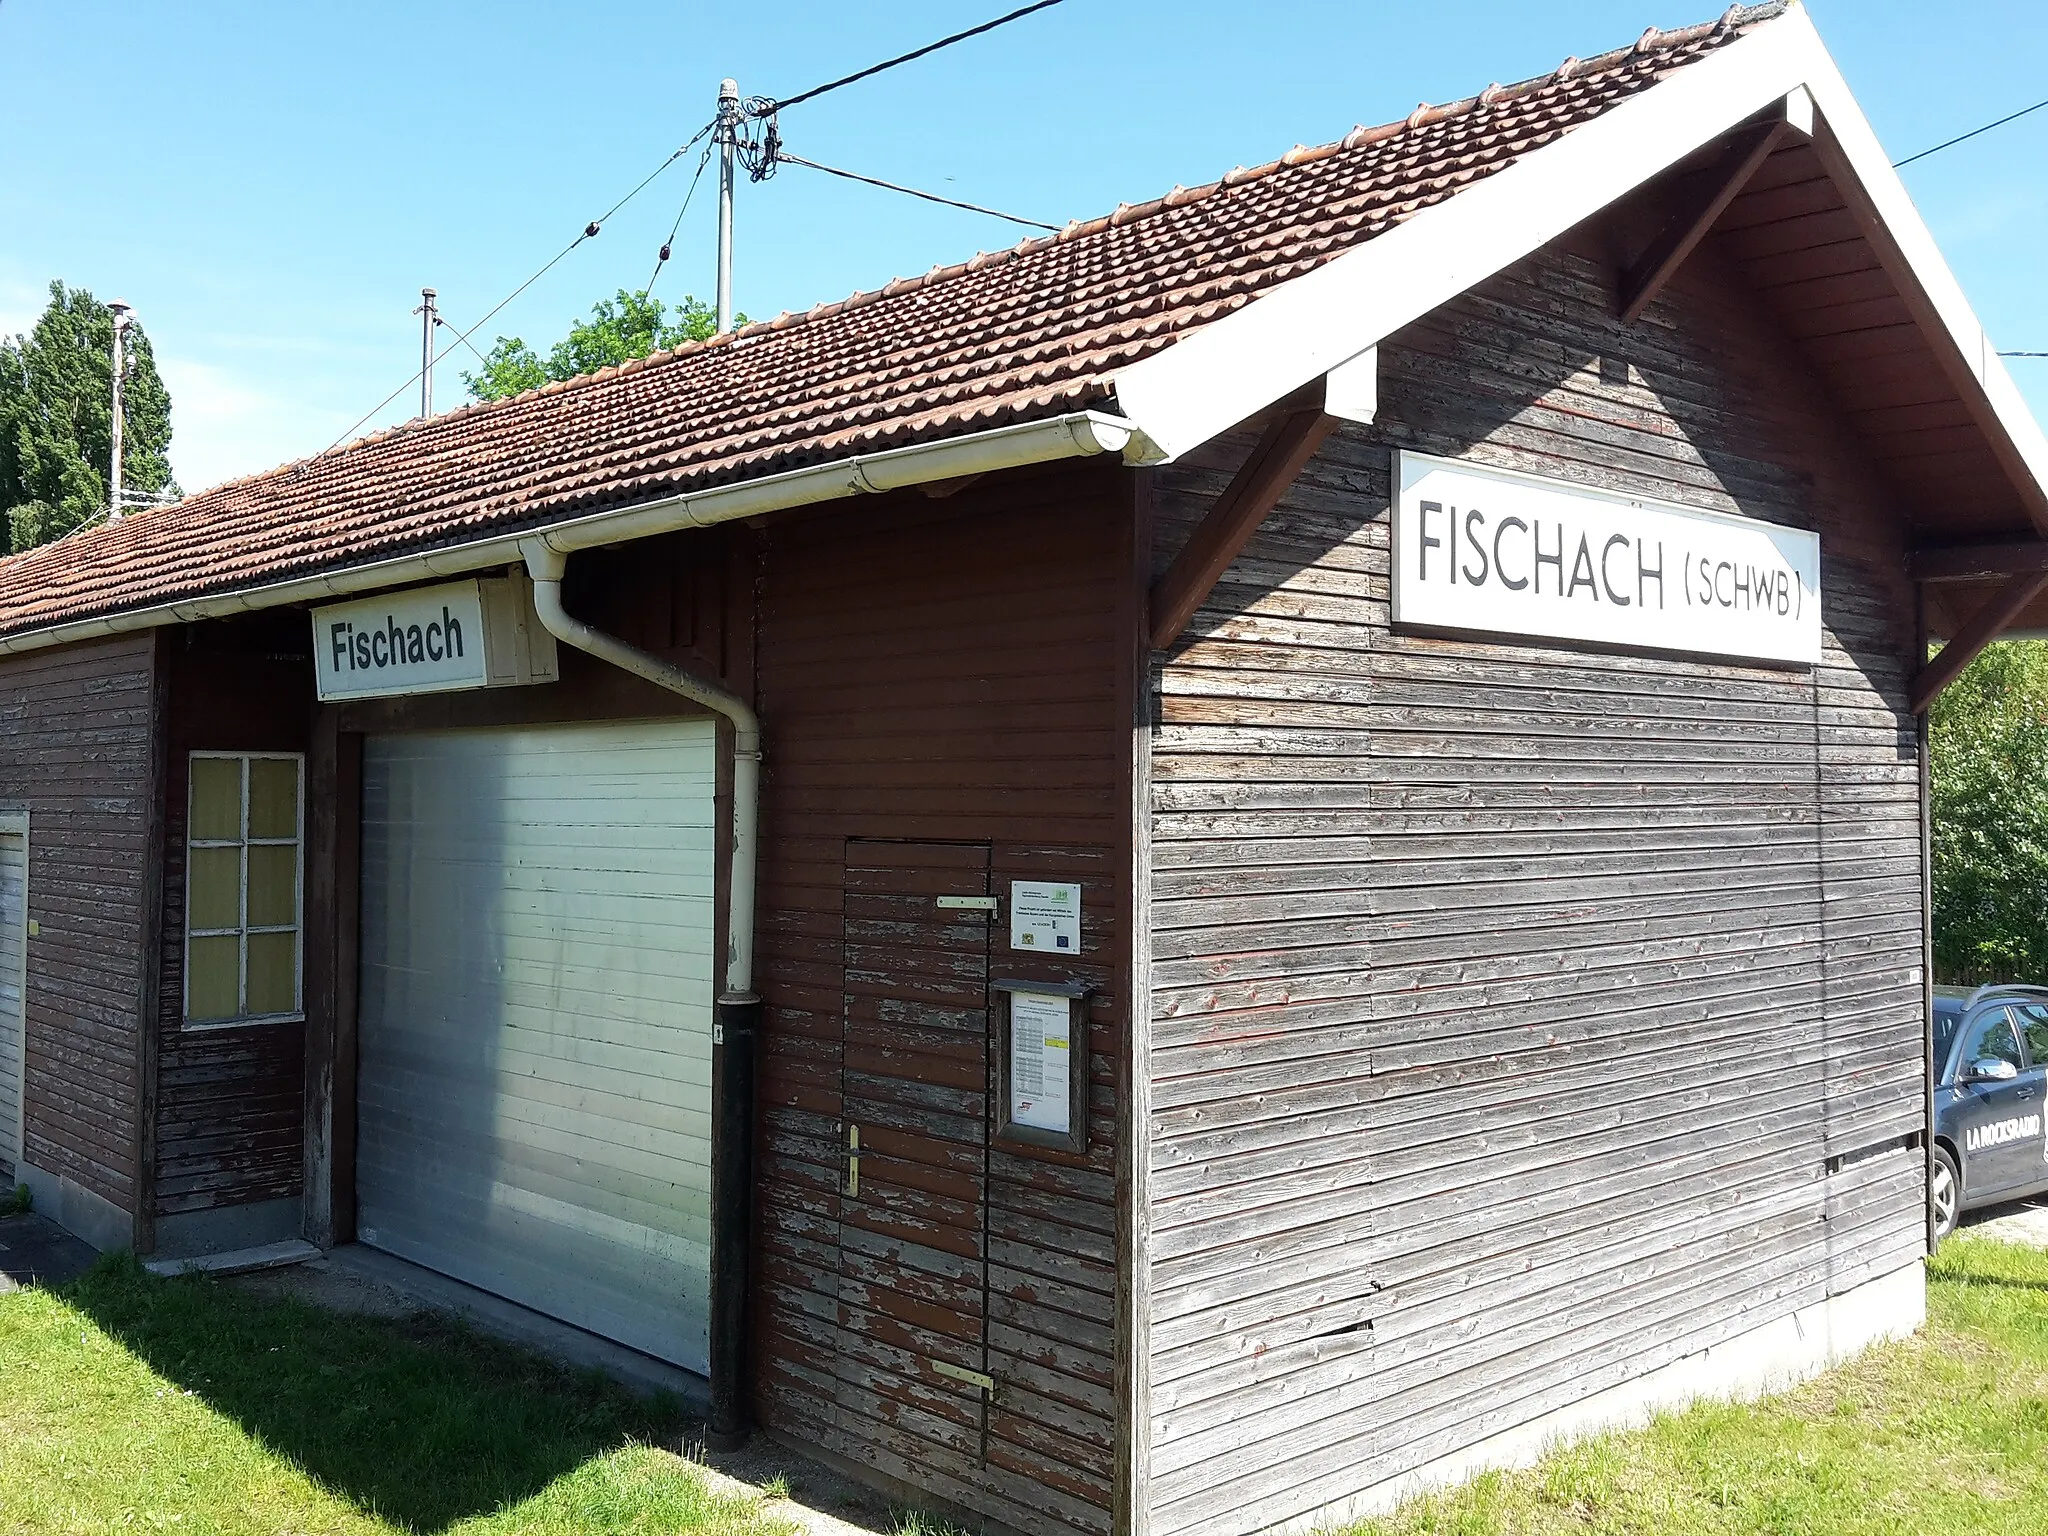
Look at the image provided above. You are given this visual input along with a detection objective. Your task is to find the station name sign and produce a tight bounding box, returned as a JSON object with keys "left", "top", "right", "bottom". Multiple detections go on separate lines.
{"left": 1393, "top": 451, "right": 1821, "bottom": 666}
{"left": 312, "top": 577, "right": 559, "bottom": 702}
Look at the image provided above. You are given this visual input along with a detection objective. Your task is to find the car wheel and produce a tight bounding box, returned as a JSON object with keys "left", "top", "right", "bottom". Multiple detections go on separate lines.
{"left": 1931, "top": 1145, "right": 1961, "bottom": 1244}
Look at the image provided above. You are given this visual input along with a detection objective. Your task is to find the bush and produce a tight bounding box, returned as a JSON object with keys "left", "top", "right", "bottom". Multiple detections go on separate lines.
{"left": 1930, "top": 639, "right": 2048, "bottom": 982}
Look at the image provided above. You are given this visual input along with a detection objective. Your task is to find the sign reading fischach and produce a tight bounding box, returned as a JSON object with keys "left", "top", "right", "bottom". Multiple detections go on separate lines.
{"left": 312, "top": 577, "right": 558, "bottom": 701}
{"left": 1393, "top": 451, "right": 1821, "bottom": 665}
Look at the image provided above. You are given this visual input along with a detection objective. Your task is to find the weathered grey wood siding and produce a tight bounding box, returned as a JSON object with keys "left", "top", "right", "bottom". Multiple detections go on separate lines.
{"left": 751, "top": 462, "right": 1136, "bottom": 1536}
{"left": 1143, "top": 244, "right": 1925, "bottom": 1536}
{"left": 0, "top": 632, "right": 162, "bottom": 1227}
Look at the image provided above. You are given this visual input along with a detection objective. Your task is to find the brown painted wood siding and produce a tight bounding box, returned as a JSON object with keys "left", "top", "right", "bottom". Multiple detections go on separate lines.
{"left": 1143, "top": 245, "right": 1925, "bottom": 1536}
{"left": 0, "top": 632, "right": 162, "bottom": 1222}
{"left": 751, "top": 462, "right": 1135, "bottom": 1536}
{"left": 153, "top": 617, "right": 315, "bottom": 1228}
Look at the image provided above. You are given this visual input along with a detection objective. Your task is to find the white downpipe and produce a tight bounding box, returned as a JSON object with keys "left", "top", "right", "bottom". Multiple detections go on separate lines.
{"left": 521, "top": 538, "right": 761, "bottom": 1002}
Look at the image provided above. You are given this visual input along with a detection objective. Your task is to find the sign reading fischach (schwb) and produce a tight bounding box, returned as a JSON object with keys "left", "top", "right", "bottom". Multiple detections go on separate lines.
{"left": 1393, "top": 451, "right": 1821, "bottom": 665}
{"left": 312, "top": 576, "right": 558, "bottom": 702}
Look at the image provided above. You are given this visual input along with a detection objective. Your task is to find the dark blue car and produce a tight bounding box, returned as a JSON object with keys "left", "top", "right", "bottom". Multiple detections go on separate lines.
{"left": 1931, "top": 984, "right": 2048, "bottom": 1240}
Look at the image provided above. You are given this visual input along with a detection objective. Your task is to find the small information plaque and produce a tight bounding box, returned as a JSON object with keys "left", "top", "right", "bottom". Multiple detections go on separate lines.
{"left": 994, "top": 979, "right": 1089, "bottom": 1153}
{"left": 1010, "top": 881, "right": 1081, "bottom": 954}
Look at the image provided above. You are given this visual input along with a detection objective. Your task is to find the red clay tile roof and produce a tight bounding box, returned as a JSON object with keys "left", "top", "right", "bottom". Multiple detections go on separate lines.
{"left": 0, "top": 3, "right": 1786, "bottom": 642}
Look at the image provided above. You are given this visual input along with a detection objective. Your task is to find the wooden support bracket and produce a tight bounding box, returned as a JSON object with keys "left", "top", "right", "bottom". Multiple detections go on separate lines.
{"left": 1909, "top": 569, "right": 2048, "bottom": 714}
{"left": 1619, "top": 118, "right": 1791, "bottom": 325}
{"left": 1907, "top": 540, "right": 2048, "bottom": 583}
{"left": 1147, "top": 407, "right": 1336, "bottom": 651}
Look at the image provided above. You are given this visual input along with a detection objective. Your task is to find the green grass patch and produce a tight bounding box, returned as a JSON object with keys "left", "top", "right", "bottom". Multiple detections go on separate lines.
{"left": 12, "top": 1240, "right": 2048, "bottom": 1534}
{"left": 0, "top": 1254, "right": 791, "bottom": 1536}
{"left": 1354, "top": 1235, "right": 2048, "bottom": 1535}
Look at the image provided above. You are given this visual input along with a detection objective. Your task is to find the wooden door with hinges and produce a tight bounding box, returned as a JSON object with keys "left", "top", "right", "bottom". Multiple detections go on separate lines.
{"left": 836, "top": 839, "right": 996, "bottom": 1471}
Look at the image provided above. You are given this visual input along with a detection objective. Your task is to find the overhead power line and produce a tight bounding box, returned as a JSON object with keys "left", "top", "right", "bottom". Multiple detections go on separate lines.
{"left": 1895, "top": 96, "right": 2048, "bottom": 168}
{"left": 778, "top": 152, "right": 1060, "bottom": 231}
{"left": 323, "top": 119, "right": 717, "bottom": 453}
{"left": 761, "top": 0, "right": 1066, "bottom": 113}
{"left": 2001, "top": 351, "right": 2048, "bottom": 358}
{"left": 648, "top": 141, "right": 719, "bottom": 294}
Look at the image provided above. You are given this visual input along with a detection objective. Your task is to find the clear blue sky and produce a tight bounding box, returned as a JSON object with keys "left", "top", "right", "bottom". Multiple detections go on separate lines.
{"left": 2, "top": 0, "right": 2043, "bottom": 494}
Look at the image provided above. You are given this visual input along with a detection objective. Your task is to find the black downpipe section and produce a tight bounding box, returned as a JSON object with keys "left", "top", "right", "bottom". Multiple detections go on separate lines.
{"left": 707, "top": 996, "right": 759, "bottom": 1450}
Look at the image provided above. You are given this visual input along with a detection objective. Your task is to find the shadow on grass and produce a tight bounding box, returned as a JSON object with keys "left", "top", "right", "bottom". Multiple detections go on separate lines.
{"left": 64, "top": 1253, "right": 694, "bottom": 1533}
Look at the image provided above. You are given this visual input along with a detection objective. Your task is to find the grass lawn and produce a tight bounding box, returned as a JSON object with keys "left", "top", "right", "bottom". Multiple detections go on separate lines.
{"left": 1356, "top": 1234, "right": 2048, "bottom": 1535}
{"left": 0, "top": 1254, "right": 791, "bottom": 1536}
{"left": 6, "top": 1239, "right": 2048, "bottom": 1534}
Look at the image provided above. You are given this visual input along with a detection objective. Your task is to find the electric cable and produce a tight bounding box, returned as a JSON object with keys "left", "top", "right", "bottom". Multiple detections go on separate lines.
{"left": 1895, "top": 96, "right": 2048, "bottom": 168}
{"left": 776, "top": 151, "right": 1060, "bottom": 231}
{"left": 433, "top": 315, "right": 493, "bottom": 369}
{"left": 647, "top": 140, "right": 719, "bottom": 294}
{"left": 757, "top": 0, "right": 1066, "bottom": 114}
{"left": 323, "top": 119, "right": 716, "bottom": 454}
{"left": 2000, "top": 351, "right": 2048, "bottom": 358}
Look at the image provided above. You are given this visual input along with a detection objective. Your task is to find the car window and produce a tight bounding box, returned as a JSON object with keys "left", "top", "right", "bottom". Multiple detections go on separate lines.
{"left": 1964, "top": 1009, "right": 2026, "bottom": 1073}
{"left": 1933, "top": 1005, "right": 1963, "bottom": 1076}
{"left": 2011, "top": 1003, "right": 2048, "bottom": 1068}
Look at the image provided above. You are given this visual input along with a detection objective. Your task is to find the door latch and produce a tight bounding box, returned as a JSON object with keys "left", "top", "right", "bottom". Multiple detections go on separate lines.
{"left": 845, "top": 1123, "right": 860, "bottom": 1198}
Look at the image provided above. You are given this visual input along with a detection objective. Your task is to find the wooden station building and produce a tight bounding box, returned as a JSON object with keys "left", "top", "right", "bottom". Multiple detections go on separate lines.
{"left": 2, "top": 4, "right": 2045, "bottom": 1531}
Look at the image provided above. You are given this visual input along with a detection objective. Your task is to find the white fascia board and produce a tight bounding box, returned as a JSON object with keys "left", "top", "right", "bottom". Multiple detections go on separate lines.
{"left": 1789, "top": 20, "right": 2048, "bottom": 514}
{"left": 1112, "top": 15, "right": 1822, "bottom": 459}
{"left": 1112, "top": 2, "right": 2048, "bottom": 524}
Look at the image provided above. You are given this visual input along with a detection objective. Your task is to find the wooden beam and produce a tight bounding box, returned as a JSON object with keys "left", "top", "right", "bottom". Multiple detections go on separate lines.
{"left": 1910, "top": 569, "right": 2048, "bottom": 713}
{"left": 918, "top": 472, "right": 984, "bottom": 500}
{"left": 1805, "top": 123, "right": 2048, "bottom": 540}
{"left": 1620, "top": 119, "right": 1789, "bottom": 324}
{"left": 1906, "top": 540, "right": 2048, "bottom": 582}
{"left": 1147, "top": 408, "right": 1336, "bottom": 651}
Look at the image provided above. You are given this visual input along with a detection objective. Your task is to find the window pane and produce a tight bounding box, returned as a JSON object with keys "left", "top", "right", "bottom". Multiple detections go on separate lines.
{"left": 188, "top": 935, "right": 242, "bottom": 1021}
{"left": 188, "top": 846, "right": 243, "bottom": 931}
{"left": 189, "top": 757, "right": 243, "bottom": 841}
{"left": 247, "top": 844, "right": 298, "bottom": 928}
{"left": 1968, "top": 1012, "right": 2026, "bottom": 1070}
{"left": 246, "top": 931, "right": 298, "bottom": 1016}
{"left": 248, "top": 758, "right": 299, "bottom": 841}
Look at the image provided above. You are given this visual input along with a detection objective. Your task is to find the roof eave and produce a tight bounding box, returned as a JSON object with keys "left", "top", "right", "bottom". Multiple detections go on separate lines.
{"left": 0, "top": 408, "right": 1142, "bottom": 658}
{"left": 1109, "top": 4, "right": 2048, "bottom": 540}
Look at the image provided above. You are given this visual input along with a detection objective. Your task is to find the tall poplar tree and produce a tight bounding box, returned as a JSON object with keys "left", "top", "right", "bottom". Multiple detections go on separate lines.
{"left": 0, "top": 281, "right": 177, "bottom": 553}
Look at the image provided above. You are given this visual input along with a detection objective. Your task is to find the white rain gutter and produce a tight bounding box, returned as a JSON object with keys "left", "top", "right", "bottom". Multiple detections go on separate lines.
{"left": 0, "top": 409, "right": 1141, "bottom": 659}
{"left": 520, "top": 536, "right": 762, "bottom": 1002}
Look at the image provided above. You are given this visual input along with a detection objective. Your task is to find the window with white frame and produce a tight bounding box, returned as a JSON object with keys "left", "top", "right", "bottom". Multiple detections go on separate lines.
{"left": 185, "top": 753, "right": 304, "bottom": 1025}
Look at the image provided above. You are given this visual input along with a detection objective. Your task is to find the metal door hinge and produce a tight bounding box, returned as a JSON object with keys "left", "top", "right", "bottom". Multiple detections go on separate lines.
{"left": 932, "top": 1360, "right": 995, "bottom": 1394}
{"left": 844, "top": 1123, "right": 860, "bottom": 1198}
{"left": 936, "top": 896, "right": 998, "bottom": 913}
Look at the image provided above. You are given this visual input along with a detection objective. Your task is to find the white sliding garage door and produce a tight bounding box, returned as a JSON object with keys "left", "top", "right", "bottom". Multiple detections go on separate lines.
{"left": 357, "top": 719, "right": 717, "bottom": 1371}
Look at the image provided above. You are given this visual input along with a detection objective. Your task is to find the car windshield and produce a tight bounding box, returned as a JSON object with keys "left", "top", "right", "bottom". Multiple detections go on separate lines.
{"left": 1933, "top": 1003, "right": 1963, "bottom": 1076}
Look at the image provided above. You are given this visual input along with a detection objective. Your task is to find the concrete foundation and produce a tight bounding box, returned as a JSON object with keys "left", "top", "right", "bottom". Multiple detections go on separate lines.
{"left": 16, "top": 1161, "right": 130, "bottom": 1254}
{"left": 1278, "top": 1260, "right": 1928, "bottom": 1534}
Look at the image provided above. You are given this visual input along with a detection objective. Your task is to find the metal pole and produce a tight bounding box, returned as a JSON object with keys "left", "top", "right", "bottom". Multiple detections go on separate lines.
{"left": 108, "top": 300, "right": 132, "bottom": 522}
{"left": 716, "top": 79, "right": 739, "bottom": 335}
{"left": 416, "top": 288, "right": 438, "bottom": 418}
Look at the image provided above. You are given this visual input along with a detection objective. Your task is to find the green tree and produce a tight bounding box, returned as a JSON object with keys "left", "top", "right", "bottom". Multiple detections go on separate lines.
{"left": 0, "top": 281, "right": 176, "bottom": 552}
{"left": 463, "top": 289, "right": 732, "bottom": 403}
{"left": 1930, "top": 638, "right": 2048, "bottom": 982}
